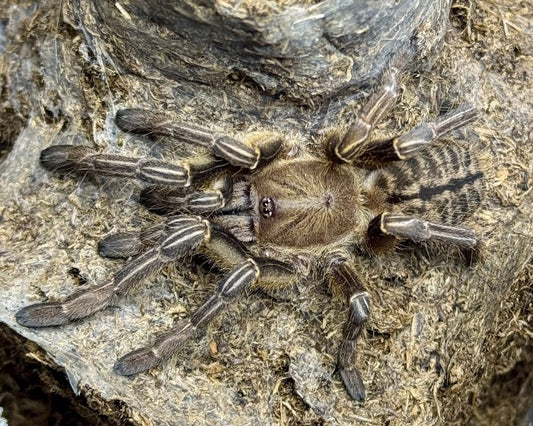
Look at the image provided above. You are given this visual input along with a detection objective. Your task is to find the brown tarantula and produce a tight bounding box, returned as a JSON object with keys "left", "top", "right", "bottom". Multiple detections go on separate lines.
{"left": 16, "top": 58, "right": 483, "bottom": 401}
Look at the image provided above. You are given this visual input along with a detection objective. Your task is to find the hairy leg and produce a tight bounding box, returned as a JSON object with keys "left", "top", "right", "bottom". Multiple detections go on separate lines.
{"left": 356, "top": 104, "right": 478, "bottom": 168}
{"left": 116, "top": 108, "right": 283, "bottom": 169}
{"left": 328, "top": 259, "right": 370, "bottom": 401}
{"left": 114, "top": 259, "right": 260, "bottom": 375}
{"left": 328, "top": 49, "right": 412, "bottom": 163}
{"left": 16, "top": 216, "right": 210, "bottom": 326}
{"left": 40, "top": 145, "right": 227, "bottom": 188}
{"left": 367, "top": 212, "right": 479, "bottom": 250}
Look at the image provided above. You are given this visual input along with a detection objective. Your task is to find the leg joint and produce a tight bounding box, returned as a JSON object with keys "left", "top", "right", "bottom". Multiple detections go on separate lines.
{"left": 349, "top": 291, "right": 370, "bottom": 323}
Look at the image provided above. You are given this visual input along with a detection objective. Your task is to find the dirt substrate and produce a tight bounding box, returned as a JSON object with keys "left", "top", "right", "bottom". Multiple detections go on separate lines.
{"left": 0, "top": 0, "right": 531, "bottom": 425}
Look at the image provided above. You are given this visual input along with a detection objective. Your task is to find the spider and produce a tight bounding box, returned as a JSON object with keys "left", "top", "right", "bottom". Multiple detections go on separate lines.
{"left": 16, "top": 54, "right": 483, "bottom": 401}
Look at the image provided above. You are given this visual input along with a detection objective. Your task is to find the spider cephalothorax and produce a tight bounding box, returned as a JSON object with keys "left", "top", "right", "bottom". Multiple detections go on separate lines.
{"left": 16, "top": 55, "right": 483, "bottom": 401}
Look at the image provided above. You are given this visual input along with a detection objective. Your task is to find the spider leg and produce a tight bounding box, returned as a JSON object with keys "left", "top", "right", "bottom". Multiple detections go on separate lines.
{"left": 329, "top": 51, "right": 411, "bottom": 163}
{"left": 40, "top": 145, "right": 226, "bottom": 188}
{"left": 98, "top": 174, "right": 236, "bottom": 259}
{"left": 97, "top": 221, "right": 166, "bottom": 259}
{"left": 113, "top": 240, "right": 295, "bottom": 376}
{"left": 329, "top": 259, "right": 370, "bottom": 401}
{"left": 139, "top": 173, "right": 233, "bottom": 215}
{"left": 116, "top": 109, "right": 283, "bottom": 169}
{"left": 16, "top": 216, "right": 210, "bottom": 326}
{"left": 113, "top": 259, "right": 260, "bottom": 375}
{"left": 356, "top": 104, "right": 478, "bottom": 168}
{"left": 367, "top": 212, "right": 479, "bottom": 251}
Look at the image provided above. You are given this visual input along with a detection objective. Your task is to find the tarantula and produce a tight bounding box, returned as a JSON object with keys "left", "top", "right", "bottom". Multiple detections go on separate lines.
{"left": 16, "top": 57, "right": 483, "bottom": 401}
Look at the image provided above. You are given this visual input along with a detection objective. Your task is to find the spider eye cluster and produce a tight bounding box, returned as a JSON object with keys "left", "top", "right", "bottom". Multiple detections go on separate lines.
{"left": 260, "top": 197, "right": 275, "bottom": 218}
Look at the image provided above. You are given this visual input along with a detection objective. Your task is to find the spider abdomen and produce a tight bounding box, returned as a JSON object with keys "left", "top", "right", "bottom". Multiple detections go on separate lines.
{"left": 251, "top": 160, "right": 367, "bottom": 248}
{"left": 385, "top": 143, "right": 484, "bottom": 223}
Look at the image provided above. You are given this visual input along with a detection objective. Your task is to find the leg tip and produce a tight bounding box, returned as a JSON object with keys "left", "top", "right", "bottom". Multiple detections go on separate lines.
{"left": 40, "top": 145, "right": 92, "bottom": 173}
{"left": 114, "top": 347, "right": 161, "bottom": 376}
{"left": 98, "top": 233, "right": 142, "bottom": 259}
{"left": 115, "top": 109, "right": 150, "bottom": 134}
{"left": 139, "top": 186, "right": 180, "bottom": 214}
{"left": 16, "top": 302, "right": 69, "bottom": 327}
{"left": 339, "top": 367, "right": 366, "bottom": 401}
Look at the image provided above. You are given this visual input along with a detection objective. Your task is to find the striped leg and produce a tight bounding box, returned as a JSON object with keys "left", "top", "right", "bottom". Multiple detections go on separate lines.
{"left": 16, "top": 216, "right": 210, "bottom": 327}
{"left": 355, "top": 104, "right": 478, "bottom": 168}
{"left": 97, "top": 215, "right": 204, "bottom": 259}
{"left": 367, "top": 212, "right": 479, "bottom": 249}
{"left": 329, "top": 51, "right": 410, "bottom": 163}
{"left": 139, "top": 174, "right": 233, "bottom": 215}
{"left": 329, "top": 260, "right": 370, "bottom": 401}
{"left": 97, "top": 175, "right": 234, "bottom": 260}
{"left": 113, "top": 255, "right": 296, "bottom": 376}
{"left": 114, "top": 259, "right": 260, "bottom": 375}
{"left": 116, "top": 109, "right": 283, "bottom": 169}
{"left": 40, "top": 145, "right": 226, "bottom": 188}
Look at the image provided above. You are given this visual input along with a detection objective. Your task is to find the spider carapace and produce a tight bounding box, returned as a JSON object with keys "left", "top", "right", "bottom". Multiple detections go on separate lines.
{"left": 16, "top": 54, "right": 483, "bottom": 401}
